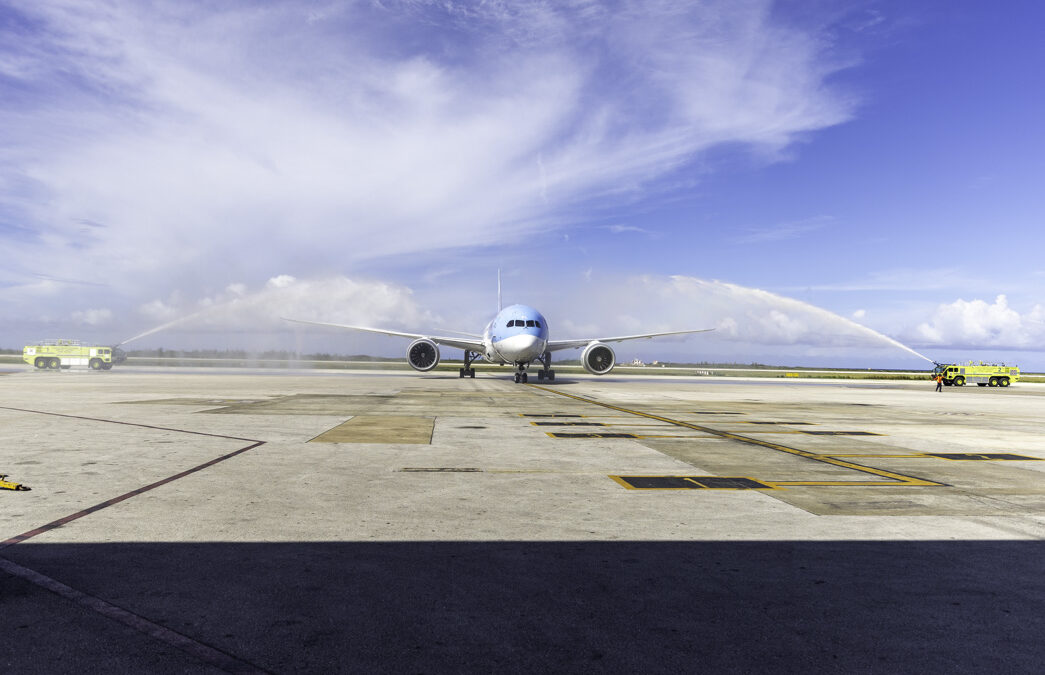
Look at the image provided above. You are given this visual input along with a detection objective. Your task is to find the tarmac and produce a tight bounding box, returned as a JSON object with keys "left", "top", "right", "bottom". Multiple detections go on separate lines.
{"left": 2, "top": 366, "right": 1044, "bottom": 673}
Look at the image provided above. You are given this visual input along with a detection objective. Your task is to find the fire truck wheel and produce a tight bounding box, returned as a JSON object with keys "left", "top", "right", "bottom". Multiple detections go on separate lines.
{"left": 89, "top": 358, "right": 103, "bottom": 370}
{"left": 48, "top": 358, "right": 60, "bottom": 369}
{"left": 34, "top": 358, "right": 46, "bottom": 368}
{"left": 988, "top": 377, "right": 998, "bottom": 387}
{"left": 1000, "top": 377, "right": 1010, "bottom": 387}
{"left": 954, "top": 376, "right": 965, "bottom": 386}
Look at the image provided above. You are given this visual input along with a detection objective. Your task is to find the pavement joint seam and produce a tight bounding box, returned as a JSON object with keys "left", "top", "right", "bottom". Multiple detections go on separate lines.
{"left": 0, "top": 556, "right": 272, "bottom": 674}
{"left": 0, "top": 406, "right": 268, "bottom": 673}
{"left": 527, "top": 384, "right": 947, "bottom": 487}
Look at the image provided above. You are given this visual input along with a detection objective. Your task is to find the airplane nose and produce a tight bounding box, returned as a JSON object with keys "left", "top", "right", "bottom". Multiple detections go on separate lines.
{"left": 496, "top": 333, "right": 546, "bottom": 361}
{"left": 511, "top": 334, "right": 541, "bottom": 357}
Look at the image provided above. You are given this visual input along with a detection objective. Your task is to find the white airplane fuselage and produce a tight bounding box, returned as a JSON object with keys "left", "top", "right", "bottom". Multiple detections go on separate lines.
{"left": 482, "top": 304, "right": 549, "bottom": 365}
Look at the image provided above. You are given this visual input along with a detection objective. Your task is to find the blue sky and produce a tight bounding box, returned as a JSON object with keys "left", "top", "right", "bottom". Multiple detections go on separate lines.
{"left": 2, "top": 1, "right": 1043, "bottom": 368}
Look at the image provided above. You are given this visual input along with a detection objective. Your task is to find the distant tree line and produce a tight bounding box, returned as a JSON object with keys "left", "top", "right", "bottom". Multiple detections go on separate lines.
{"left": 126, "top": 348, "right": 390, "bottom": 361}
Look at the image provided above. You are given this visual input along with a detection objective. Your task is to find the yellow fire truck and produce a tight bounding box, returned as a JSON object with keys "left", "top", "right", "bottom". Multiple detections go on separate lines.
{"left": 932, "top": 361, "right": 1019, "bottom": 387}
{"left": 23, "top": 339, "right": 115, "bottom": 370}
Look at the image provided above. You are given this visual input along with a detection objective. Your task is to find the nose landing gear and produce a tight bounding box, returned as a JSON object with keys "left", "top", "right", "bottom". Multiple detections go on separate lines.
{"left": 514, "top": 352, "right": 555, "bottom": 383}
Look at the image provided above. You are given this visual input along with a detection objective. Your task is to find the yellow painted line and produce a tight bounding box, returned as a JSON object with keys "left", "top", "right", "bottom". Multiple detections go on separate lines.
{"left": 532, "top": 421, "right": 697, "bottom": 429}
{"left": 609, "top": 475, "right": 639, "bottom": 489}
{"left": 769, "top": 481, "right": 910, "bottom": 487}
{"left": 543, "top": 432, "right": 703, "bottom": 439}
{"left": 706, "top": 429, "right": 808, "bottom": 434}
{"left": 824, "top": 454, "right": 928, "bottom": 458}
{"left": 528, "top": 421, "right": 607, "bottom": 426}
{"left": 728, "top": 421, "right": 817, "bottom": 425}
{"left": 529, "top": 384, "right": 944, "bottom": 488}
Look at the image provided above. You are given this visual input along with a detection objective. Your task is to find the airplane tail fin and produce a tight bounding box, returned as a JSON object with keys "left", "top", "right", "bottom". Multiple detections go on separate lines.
{"left": 497, "top": 268, "right": 502, "bottom": 312}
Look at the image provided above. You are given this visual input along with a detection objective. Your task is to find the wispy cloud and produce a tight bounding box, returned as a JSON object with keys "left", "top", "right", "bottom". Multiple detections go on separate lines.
{"left": 605, "top": 224, "right": 655, "bottom": 235}
{"left": 781, "top": 267, "right": 994, "bottom": 293}
{"left": 731, "top": 216, "right": 832, "bottom": 244}
{"left": 71, "top": 308, "right": 113, "bottom": 326}
{"left": 0, "top": 0, "right": 858, "bottom": 334}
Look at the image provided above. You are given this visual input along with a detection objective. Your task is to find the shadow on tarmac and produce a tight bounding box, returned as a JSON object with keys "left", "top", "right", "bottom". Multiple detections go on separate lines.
{"left": 3, "top": 540, "right": 1043, "bottom": 673}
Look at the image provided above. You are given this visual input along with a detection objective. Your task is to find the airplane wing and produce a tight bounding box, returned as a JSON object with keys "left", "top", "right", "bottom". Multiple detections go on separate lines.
{"left": 546, "top": 328, "right": 715, "bottom": 352}
{"left": 282, "top": 318, "right": 485, "bottom": 353}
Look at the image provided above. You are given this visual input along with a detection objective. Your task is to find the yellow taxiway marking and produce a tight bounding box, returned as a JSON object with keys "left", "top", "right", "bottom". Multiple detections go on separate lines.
{"left": 528, "top": 384, "right": 944, "bottom": 488}
{"left": 529, "top": 421, "right": 690, "bottom": 428}
{"left": 544, "top": 432, "right": 704, "bottom": 439}
{"left": 768, "top": 481, "right": 902, "bottom": 487}
{"left": 823, "top": 454, "right": 927, "bottom": 458}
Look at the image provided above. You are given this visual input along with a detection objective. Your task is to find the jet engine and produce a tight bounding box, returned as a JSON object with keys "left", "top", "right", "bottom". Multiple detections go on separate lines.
{"left": 581, "top": 341, "right": 615, "bottom": 375}
{"left": 407, "top": 338, "right": 440, "bottom": 371}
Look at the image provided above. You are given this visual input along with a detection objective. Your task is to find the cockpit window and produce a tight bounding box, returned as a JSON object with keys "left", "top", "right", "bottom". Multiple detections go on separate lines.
{"left": 507, "top": 320, "right": 516, "bottom": 327}
{"left": 534, "top": 320, "right": 541, "bottom": 328}
{"left": 525, "top": 320, "right": 534, "bottom": 327}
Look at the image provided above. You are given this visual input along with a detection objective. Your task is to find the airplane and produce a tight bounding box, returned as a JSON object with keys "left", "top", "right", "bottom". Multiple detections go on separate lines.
{"left": 284, "top": 277, "right": 713, "bottom": 383}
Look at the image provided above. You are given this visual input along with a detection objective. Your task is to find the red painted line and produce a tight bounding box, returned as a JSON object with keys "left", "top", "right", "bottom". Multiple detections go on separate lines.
{"left": 0, "top": 557, "right": 271, "bottom": 674}
{"left": 0, "top": 406, "right": 270, "bottom": 672}
{"left": 0, "top": 441, "right": 264, "bottom": 549}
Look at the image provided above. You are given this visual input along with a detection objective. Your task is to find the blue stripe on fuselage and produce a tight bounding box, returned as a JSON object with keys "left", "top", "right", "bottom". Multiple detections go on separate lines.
{"left": 485, "top": 304, "right": 549, "bottom": 363}
{"left": 487, "top": 304, "right": 549, "bottom": 343}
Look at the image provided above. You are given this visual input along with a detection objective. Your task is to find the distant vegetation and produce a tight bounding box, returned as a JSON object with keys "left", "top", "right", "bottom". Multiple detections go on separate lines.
{"left": 2, "top": 347, "right": 1040, "bottom": 379}
{"left": 124, "top": 348, "right": 389, "bottom": 361}
{"left": 119, "top": 350, "right": 920, "bottom": 371}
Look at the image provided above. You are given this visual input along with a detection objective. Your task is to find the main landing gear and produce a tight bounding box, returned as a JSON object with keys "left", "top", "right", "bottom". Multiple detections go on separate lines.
{"left": 534, "top": 352, "right": 555, "bottom": 382}
{"left": 459, "top": 351, "right": 477, "bottom": 378}
{"left": 511, "top": 353, "right": 556, "bottom": 384}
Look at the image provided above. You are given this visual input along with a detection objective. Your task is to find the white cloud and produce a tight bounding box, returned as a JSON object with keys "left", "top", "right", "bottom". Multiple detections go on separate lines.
{"left": 606, "top": 224, "right": 654, "bottom": 235}
{"left": 265, "top": 275, "right": 296, "bottom": 289}
{"left": 913, "top": 295, "right": 1045, "bottom": 348}
{"left": 732, "top": 216, "right": 832, "bottom": 244}
{"left": 139, "top": 298, "right": 180, "bottom": 322}
{"left": 71, "top": 308, "right": 113, "bottom": 325}
{"left": 0, "top": 0, "right": 857, "bottom": 325}
{"left": 788, "top": 267, "right": 987, "bottom": 293}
